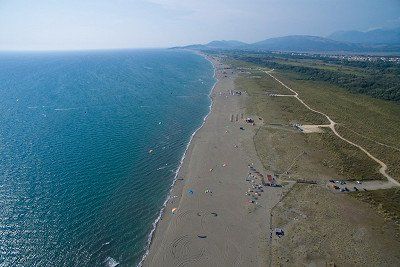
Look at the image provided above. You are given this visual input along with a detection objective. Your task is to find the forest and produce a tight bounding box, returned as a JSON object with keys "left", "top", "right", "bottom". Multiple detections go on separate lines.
{"left": 222, "top": 51, "right": 400, "bottom": 102}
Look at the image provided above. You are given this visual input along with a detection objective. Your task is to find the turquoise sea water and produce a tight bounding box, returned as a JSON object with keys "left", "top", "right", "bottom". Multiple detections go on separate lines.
{"left": 0, "top": 49, "right": 215, "bottom": 266}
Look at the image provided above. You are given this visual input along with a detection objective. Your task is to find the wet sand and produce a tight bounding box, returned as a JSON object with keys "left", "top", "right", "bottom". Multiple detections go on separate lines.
{"left": 143, "top": 55, "right": 283, "bottom": 266}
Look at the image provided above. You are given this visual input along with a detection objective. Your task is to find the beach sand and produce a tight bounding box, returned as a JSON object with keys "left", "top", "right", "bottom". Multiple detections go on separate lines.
{"left": 143, "top": 55, "right": 284, "bottom": 266}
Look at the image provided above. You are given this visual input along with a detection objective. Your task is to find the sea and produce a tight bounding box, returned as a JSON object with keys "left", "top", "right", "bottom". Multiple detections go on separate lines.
{"left": 0, "top": 49, "right": 215, "bottom": 266}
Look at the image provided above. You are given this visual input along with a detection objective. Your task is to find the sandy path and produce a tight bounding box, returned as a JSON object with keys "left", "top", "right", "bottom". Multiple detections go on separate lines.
{"left": 299, "top": 124, "right": 330, "bottom": 133}
{"left": 265, "top": 70, "right": 400, "bottom": 187}
{"left": 142, "top": 58, "right": 283, "bottom": 266}
{"left": 341, "top": 125, "right": 400, "bottom": 152}
{"left": 327, "top": 179, "right": 397, "bottom": 192}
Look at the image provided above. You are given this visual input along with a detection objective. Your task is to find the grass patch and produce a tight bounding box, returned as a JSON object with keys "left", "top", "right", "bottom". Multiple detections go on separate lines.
{"left": 220, "top": 53, "right": 400, "bottom": 227}
{"left": 352, "top": 188, "right": 400, "bottom": 228}
{"left": 274, "top": 58, "right": 366, "bottom": 76}
{"left": 272, "top": 71, "right": 400, "bottom": 180}
{"left": 253, "top": 126, "right": 379, "bottom": 181}
{"left": 336, "top": 125, "right": 400, "bottom": 178}
{"left": 236, "top": 74, "right": 327, "bottom": 125}
{"left": 270, "top": 183, "right": 400, "bottom": 265}
{"left": 311, "top": 131, "right": 380, "bottom": 180}
{"left": 231, "top": 61, "right": 382, "bottom": 181}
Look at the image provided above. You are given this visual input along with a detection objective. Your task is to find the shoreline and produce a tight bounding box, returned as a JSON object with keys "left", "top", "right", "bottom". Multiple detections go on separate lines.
{"left": 138, "top": 50, "right": 400, "bottom": 267}
{"left": 137, "top": 52, "right": 218, "bottom": 266}
{"left": 143, "top": 52, "right": 283, "bottom": 266}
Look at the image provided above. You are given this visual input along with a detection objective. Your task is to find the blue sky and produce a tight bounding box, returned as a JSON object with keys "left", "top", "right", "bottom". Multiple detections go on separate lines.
{"left": 0, "top": 0, "right": 399, "bottom": 50}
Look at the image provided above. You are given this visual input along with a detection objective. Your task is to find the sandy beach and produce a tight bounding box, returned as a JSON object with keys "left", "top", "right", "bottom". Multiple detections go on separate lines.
{"left": 142, "top": 55, "right": 284, "bottom": 266}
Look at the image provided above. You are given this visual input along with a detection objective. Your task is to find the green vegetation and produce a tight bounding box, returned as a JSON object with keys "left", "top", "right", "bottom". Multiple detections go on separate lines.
{"left": 234, "top": 66, "right": 381, "bottom": 181}
{"left": 225, "top": 51, "right": 400, "bottom": 102}
{"left": 336, "top": 125, "right": 400, "bottom": 179}
{"left": 216, "top": 51, "right": 400, "bottom": 229}
{"left": 212, "top": 50, "right": 400, "bottom": 249}
{"left": 225, "top": 53, "right": 400, "bottom": 180}
{"left": 270, "top": 71, "right": 400, "bottom": 179}
{"left": 271, "top": 183, "right": 400, "bottom": 265}
{"left": 236, "top": 72, "right": 326, "bottom": 124}
{"left": 352, "top": 188, "right": 400, "bottom": 229}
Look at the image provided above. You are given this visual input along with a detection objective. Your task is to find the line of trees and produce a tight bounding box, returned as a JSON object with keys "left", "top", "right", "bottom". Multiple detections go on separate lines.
{"left": 232, "top": 54, "right": 400, "bottom": 102}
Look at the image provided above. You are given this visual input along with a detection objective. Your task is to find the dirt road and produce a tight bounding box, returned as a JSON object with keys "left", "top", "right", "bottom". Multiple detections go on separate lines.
{"left": 265, "top": 69, "right": 400, "bottom": 188}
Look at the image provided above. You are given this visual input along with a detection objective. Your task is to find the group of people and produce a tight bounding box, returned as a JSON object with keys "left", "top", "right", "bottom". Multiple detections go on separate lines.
{"left": 245, "top": 165, "right": 265, "bottom": 206}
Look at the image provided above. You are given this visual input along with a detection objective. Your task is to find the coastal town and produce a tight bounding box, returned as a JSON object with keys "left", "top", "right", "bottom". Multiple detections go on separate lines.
{"left": 271, "top": 51, "right": 400, "bottom": 63}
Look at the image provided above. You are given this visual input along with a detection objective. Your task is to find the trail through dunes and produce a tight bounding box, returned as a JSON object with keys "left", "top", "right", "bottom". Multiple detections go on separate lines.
{"left": 265, "top": 69, "right": 400, "bottom": 188}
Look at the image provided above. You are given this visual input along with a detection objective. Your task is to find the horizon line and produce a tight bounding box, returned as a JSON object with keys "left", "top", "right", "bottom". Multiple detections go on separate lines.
{"left": 0, "top": 46, "right": 171, "bottom": 53}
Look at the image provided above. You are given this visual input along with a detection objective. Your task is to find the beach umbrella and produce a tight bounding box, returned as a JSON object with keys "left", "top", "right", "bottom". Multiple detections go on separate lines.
{"left": 172, "top": 208, "right": 177, "bottom": 214}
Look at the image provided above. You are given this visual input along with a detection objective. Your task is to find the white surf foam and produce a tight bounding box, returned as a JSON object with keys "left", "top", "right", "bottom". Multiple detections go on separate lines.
{"left": 54, "top": 107, "right": 80, "bottom": 111}
{"left": 156, "top": 166, "right": 168, "bottom": 171}
{"left": 104, "top": 257, "right": 119, "bottom": 267}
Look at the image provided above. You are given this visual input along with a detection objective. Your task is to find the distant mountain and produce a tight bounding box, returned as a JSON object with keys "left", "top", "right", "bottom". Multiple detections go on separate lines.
{"left": 174, "top": 44, "right": 207, "bottom": 50}
{"left": 328, "top": 27, "right": 400, "bottom": 44}
{"left": 205, "top": 40, "right": 248, "bottom": 49}
{"left": 249, "top": 35, "right": 359, "bottom": 52}
{"left": 174, "top": 40, "right": 247, "bottom": 50}
{"left": 175, "top": 34, "right": 400, "bottom": 54}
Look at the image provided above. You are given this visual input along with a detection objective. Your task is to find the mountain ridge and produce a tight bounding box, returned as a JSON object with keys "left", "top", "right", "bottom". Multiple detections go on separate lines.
{"left": 328, "top": 27, "right": 400, "bottom": 44}
{"left": 174, "top": 32, "right": 400, "bottom": 53}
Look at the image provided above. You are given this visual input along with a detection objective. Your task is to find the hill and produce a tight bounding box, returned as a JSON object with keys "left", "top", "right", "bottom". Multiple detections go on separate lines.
{"left": 329, "top": 27, "right": 400, "bottom": 44}
{"left": 205, "top": 40, "right": 248, "bottom": 49}
{"left": 249, "top": 35, "right": 359, "bottom": 52}
{"left": 176, "top": 35, "right": 400, "bottom": 54}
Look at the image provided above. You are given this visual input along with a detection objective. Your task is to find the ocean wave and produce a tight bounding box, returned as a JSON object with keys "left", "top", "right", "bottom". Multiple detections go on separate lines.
{"left": 104, "top": 257, "right": 119, "bottom": 267}
{"left": 54, "top": 107, "right": 80, "bottom": 111}
{"left": 156, "top": 165, "right": 168, "bottom": 171}
{"left": 175, "top": 95, "right": 192, "bottom": 98}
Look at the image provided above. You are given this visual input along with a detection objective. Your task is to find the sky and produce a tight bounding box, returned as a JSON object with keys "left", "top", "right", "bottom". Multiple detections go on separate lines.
{"left": 0, "top": 0, "right": 399, "bottom": 51}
